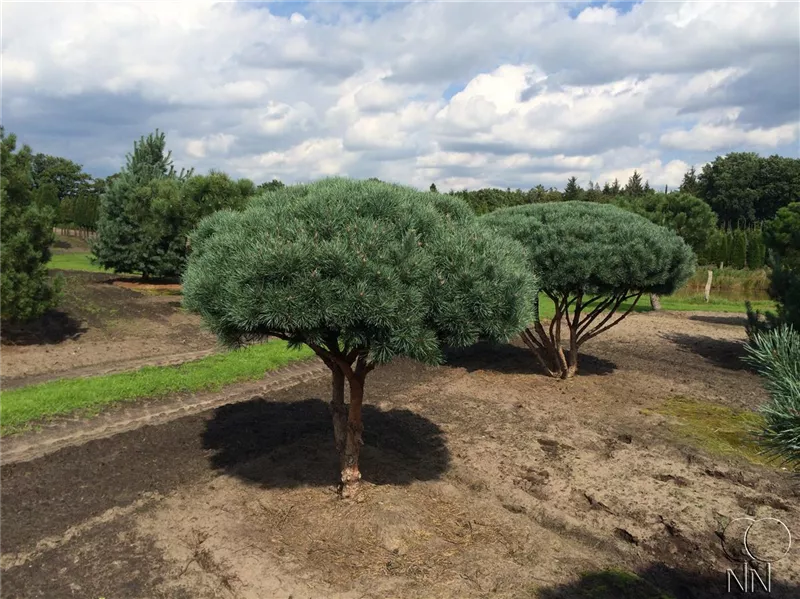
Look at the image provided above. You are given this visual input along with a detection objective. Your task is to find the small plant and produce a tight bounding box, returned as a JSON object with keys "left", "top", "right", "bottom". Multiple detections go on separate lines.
{"left": 744, "top": 326, "right": 800, "bottom": 470}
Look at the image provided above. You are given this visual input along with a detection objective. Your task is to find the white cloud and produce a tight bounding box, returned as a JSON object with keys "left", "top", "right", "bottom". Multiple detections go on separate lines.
{"left": 184, "top": 133, "right": 237, "bottom": 159}
{"left": 2, "top": 1, "right": 797, "bottom": 190}
{"left": 661, "top": 122, "right": 800, "bottom": 152}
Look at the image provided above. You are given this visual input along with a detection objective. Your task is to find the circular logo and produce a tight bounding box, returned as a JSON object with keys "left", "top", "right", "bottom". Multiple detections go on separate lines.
{"left": 721, "top": 517, "right": 792, "bottom": 564}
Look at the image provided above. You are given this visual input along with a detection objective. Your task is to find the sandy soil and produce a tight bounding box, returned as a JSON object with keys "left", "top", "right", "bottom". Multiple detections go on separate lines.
{"left": 2, "top": 311, "right": 799, "bottom": 599}
{"left": 0, "top": 270, "right": 218, "bottom": 386}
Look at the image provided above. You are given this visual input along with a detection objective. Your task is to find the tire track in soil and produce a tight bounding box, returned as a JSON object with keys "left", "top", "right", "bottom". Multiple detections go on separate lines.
{"left": 1, "top": 358, "right": 328, "bottom": 466}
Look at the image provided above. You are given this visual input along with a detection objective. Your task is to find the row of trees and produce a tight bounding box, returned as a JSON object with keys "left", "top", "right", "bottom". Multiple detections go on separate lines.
{"left": 28, "top": 151, "right": 108, "bottom": 230}
{"left": 702, "top": 228, "right": 766, "bottom": 269}
{"left": 437, "top": 153, "right": 799, "bottom": 229}
{"left": 182, "top": 178, "right": 696, "bottom": 495}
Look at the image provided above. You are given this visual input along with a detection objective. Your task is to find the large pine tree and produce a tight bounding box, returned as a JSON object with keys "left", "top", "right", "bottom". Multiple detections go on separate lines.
{"left": 92, "top": 130, "right": 193, "bottom": 278}
{"left": 1, "top": 129, "right": 60, "bottom": 323}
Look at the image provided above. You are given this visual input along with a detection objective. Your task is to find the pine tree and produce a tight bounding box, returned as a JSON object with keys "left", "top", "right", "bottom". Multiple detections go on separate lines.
{"left": 624, "top": 171, "right": 645, "bottom": 196}
{"left": 584, "top": 180, "right": 601, "bottom": 202}
{"left": 680, "top": 166, "right": 699, "bottom": 196}
{"left": 1, "top": 129, "right": 61, "bottom": 323}
{"left": 183, "top": 177, "right": 536, "bottom": 496}
{"left": 563, "top": 176, "right": 583, "bottom": 201}
{"left": 483, "top": 202, "right": 694, "bottom": 378}
{"left": 429, "top": 182, "right": 438, "bottom": 193}
{"left": 611, "top": 179, "right": 621, "bottom": 195}
{"left": 602, "top": 182, "right": 613, "bottom": 196}
{"left": 93, "top": 130, "right": 193, "bottom": 278}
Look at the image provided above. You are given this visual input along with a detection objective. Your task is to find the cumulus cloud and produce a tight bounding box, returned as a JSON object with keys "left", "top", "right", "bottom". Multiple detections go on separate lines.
{"left": 2, "top": 0, "right": 798, "bottom": 190}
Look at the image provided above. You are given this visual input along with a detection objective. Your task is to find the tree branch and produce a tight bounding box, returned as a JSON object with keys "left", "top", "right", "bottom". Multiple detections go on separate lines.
{"left": 579, "top": 292, "right": 643, "bottom": 345}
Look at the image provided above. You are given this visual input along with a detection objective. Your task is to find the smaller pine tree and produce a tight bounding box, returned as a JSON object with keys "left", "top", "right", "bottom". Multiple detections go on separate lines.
{"left": 563, "top": 176, "right": 583, "bottom": 201}
{"left": 624, "top": 171, "right": 644, "bottom": 196}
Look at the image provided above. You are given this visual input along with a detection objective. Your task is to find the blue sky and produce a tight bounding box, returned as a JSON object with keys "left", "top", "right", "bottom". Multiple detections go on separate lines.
{"left": 3, "top": 1, "right": 798, "bottom": 190}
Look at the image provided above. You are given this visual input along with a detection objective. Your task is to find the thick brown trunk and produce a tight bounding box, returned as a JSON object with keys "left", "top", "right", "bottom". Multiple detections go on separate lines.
{"left": 565, "top": 324, "right": 579, "bottom": 379}
{"left": 330, "top": 366, "right": 347, "bottom": 454}
{"left": 340, "top": 376, "right": 365, "bottom": 498}
{"left": 649, "top": 293, "right": 661, "bottom": 311}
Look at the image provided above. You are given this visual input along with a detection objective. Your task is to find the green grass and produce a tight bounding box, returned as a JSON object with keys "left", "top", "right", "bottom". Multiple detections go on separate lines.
{"left": 536, "top": 292, "right": 775, "bottom": 320}
{"left": 48, "top": 252, "right": 108, "bottom": 272}
{"left": 650, "top": 397, "right": 770, "bottom": 467}
{"left": 0, "top": 340, "right": 315, "bottom": 435}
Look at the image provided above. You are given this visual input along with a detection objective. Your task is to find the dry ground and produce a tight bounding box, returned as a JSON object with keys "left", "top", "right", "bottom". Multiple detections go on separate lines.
{"left": 0, "top": 269, "right": 217, "bottom": 388}
{"left": 2, "top": 311, "right": 799, "bottom": 599}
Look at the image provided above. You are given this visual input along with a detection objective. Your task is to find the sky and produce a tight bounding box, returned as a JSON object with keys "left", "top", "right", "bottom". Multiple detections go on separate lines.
{"left": 3, "top": 0, "right": 799, "bottom": 191}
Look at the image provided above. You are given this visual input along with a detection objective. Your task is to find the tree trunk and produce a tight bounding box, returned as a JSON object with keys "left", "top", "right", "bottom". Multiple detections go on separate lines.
{"left": 330, "top": 365, "right": 347, "bottom": 454}
{"left": 704, "top": 270, "right": 713, "bottom": 303}
{"left": 649, "top": 294, "right": 661, "bottom": 311}
{"left": 340, "top": 376, "right": 365, "bottom": 498}
{"left": 565, "top": 323, "right": 579, "bottom": 378}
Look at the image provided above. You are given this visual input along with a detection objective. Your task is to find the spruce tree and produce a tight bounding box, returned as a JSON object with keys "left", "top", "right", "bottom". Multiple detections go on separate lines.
{"left": 1, "top": 129, "right": 61, "bottom": 323}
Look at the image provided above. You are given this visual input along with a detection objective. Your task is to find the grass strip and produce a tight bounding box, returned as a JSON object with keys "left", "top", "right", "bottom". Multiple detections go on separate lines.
{"left": 1, "top": 340, "right": 315, "bottom": 434}
{"left": 48, "top": 252, "right": 108, "bottom": 272}
{"left": 536, "top": 293, "right": 774, "bottom": 319}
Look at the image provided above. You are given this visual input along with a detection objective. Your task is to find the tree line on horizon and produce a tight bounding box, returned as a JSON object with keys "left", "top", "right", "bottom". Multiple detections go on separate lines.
{"left": 3, "top": 127, "right": 799, "bottom": 319}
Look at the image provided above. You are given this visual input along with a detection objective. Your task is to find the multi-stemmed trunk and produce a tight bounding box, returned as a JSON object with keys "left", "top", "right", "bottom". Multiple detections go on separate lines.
{"left": 520, "top": 290, "right": 643, "bottom": 379}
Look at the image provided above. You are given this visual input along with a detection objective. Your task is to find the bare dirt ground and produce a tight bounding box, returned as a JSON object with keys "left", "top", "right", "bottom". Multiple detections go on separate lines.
{"left": 2, "top": 311, "right": 799, "bottom": 599}
{"left": 0, "top": 269, "right": 218, "bottom": 388}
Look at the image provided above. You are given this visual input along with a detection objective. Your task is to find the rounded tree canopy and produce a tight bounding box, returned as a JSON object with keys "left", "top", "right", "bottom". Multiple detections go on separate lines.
{"left": 482, "top": 201, "right": 696, "bottom": 296}
{"left": 182, "top": 177, "right": 537, "bottom": 365}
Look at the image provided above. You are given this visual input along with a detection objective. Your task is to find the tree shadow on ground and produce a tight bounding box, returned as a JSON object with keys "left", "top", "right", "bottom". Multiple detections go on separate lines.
{"left": 202, "top": 397, "right": 450, "bottom": 489}
{"left": 661, "top": 333, "right": 750, "bottom": 371}
{"left": 689, "top": 314, "right": 748, "bottom": 327}
{"left": 535, "top": 562, "right": 800, "bottom": 599}
{"left": 1, "top": 309, "right": 87, "bottom": 345}
{"left": 443, "top": 340, "right": 616, "bottom": 377}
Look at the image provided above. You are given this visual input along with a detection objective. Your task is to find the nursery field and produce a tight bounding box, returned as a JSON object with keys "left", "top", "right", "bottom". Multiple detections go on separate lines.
{"left": 2, "top": 310, "right": 799, "bottom": 598}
